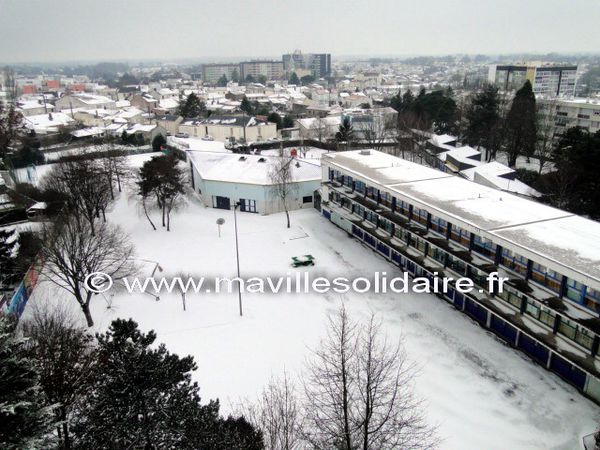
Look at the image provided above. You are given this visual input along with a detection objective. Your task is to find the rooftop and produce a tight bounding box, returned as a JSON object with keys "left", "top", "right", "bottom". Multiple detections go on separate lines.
{"left": 188, "top": 151, "right": 321, "bottom": 185}
{"left": 324, "top": 150, "right": 600, "bottom": 286}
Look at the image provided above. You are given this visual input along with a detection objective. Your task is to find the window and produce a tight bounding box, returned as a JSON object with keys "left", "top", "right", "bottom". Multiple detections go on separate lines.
{"left": 366, "top": 186, "right": 377, "bottom": 200}
{"left": 394, "top": 226, "right": 410, "bottom": 243}
{"left": 430, "top": 215, "right": 447, "bottom": 234}
{"left": 397, "top": 200, "right": 410, "bottom": 217}
{"left": 380, "top": 191, "right": 393, "bottom": 207}
{"left": 239, "top": 198, "right": 257, "bottom": 213}
{"left": 355, "top": 180, "right": 366, "bottom": 194}
{"left": 531, "top": 262, "right": 561, "bottom": 293}
{"left": 472, "top": 235, "right": 497, "bottom": 259}
{"left": 501, "top": 248, "right": 528, "bottom": 276}
{"left": 354, "top": 204, "right": 365, "bottom": 219}
{"left": 303, "top": 195, "right": 313, "bottom": 204}
{"left": 377, "top": 217, "right": 392, "bottom": 234}
{"left": 450, "top": 224, "right": 470, "bottom": 247}
{"left": 365, "top": 210, "right": 378, "bottom": 225}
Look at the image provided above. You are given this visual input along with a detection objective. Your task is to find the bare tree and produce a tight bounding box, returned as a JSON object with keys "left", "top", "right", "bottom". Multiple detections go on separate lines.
{"left": 238, "top": 371, "right": 303, "bottom": 450}
{"left": 40, "top": 217, "right": 136, "bottom": 327}
{"left": 309, "top": 117, "right": 328, "bottom": 144}
{"left": 363, "top": 116, "right": 393, "bottom": 151}
{"left": 22, "top": 303, "right": 96, "bottom": 450}
{"left": 99, "top": 140, "right": 130, "bottom": 199}
{"left": 42, "top": 159, "right": 112, "bottom": 236}
{"left": 303, "top": 306, "right": 436, "bottom": 450}
{"left": 303, "top": 305, "right": 357, "bottom": 450}
{"left": 354, "top": 316, "right": 436, "bottom": 450}
{"left": 269, "top": 152, "right": 297, "bottom": 229}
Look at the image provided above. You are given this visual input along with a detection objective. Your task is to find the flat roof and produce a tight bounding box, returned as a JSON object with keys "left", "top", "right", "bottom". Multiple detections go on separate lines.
{"left": 324, "top": 150, "right": 600, "bottom": 285}
{"left": 188, "top": 151, "right": 321, "bottom": 185}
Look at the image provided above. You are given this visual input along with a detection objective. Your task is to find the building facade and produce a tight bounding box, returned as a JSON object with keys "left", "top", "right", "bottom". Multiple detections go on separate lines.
{"left": 488, "top": 64, "right": 578, "bottom": 96}
{"left": 538, "top": 97, "right": 600, "bottom": 136}
{"left": 187, "top": 152, "right": 320, "bottom": 215}
{"left": 320, "top": 149, "right": 600, "bottom": 405}
{"left": 239, "top": 61, "right": 284, "bottom": 81}
{"left": 202, "top": 63, "right": 240, "bottom": 85}
{"left": 179, "top": 115, "right": 277, "bottom": 143}
{"left": 283, "top": 51, "right": 331, "bottom": 78}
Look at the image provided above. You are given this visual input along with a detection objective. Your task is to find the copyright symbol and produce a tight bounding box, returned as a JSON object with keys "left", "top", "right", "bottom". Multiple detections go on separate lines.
{"left": 84, "top": 272, "right": 113, "bottom": 293}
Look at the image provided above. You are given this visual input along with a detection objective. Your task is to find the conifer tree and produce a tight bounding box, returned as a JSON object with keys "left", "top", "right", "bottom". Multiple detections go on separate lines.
{"left": 73, "top": 319, "right": 263, "bottom": 450}
{"left": 505, "top": 80, "right": 537, "bottom": 167}
{"left": 0, "top": 317, "right": 55, "bottom": 450}
{"left": 288, "top": 72, "right": 300, "bottom": 85}
{"left": 464, "top": 84, "right": 503, "bottom": 161}
{"left": 177, "top": 92, "right": 205, "bottom": 118}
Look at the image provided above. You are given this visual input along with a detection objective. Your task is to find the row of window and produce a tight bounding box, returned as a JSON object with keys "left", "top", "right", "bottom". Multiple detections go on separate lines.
{"left": 328, "top": 169, "right": 600, "bottom": 312}
{"left": 352, "top": 216, "right": 598, "bottom": 354}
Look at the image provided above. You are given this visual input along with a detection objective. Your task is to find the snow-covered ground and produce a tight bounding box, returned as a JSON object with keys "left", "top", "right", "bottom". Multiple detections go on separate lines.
{"left": 24, "top": 153, "right": 600, "bottom": 450}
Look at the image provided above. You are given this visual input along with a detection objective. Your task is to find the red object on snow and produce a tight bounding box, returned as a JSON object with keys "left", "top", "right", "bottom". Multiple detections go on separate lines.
{"left": 291, "top": 148, "right": 298, "bottom": 157}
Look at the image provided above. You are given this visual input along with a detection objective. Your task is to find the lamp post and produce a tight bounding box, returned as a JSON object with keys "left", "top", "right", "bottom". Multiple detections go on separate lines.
{"left": 233, "top": 201, "right": 243, "bottom": 316}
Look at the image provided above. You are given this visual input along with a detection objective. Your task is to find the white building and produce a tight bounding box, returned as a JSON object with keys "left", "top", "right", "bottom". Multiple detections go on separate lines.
{"left": 179, "top": 116, "right": 277, "bottom": 143}
{"left": 538, "top": 97, "right": 600, "bottom": 136}
{"left": 187, "top": 151, "right": 321, "bottom": 215}
{"left": 54, "top": 93, "right": 117, "bottom": 112}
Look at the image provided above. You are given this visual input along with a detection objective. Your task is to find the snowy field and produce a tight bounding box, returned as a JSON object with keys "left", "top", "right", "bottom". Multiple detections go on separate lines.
{"left": 24, "top": 153, "right": 600, "bottom": 450}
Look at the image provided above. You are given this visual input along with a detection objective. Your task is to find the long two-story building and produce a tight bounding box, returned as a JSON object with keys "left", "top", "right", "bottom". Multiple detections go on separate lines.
{"left": 320, "top": 149, "right": 600, "bottom": 404}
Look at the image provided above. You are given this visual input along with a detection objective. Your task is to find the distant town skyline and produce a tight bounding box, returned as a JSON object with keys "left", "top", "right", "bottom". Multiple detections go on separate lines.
{"left": 1, "top": 0, "right": 599, "bottom": 64}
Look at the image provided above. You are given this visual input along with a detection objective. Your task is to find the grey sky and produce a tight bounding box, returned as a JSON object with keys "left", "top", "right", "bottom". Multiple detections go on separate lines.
{"left": 0, "top": 0, "right": 598, "bottom": 63}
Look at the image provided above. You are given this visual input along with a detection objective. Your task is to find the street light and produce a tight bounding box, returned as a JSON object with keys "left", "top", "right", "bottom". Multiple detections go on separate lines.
{"left": 233, "top": 202, "right": 243, "bottom": 316}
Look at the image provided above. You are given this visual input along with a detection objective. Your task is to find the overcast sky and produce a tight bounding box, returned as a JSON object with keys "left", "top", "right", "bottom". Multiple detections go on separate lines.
{"left": 1, "top": 0, "right": 598, "bottom": 64}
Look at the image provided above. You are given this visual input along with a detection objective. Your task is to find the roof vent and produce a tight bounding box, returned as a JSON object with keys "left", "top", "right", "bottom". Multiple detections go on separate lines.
{"left": 257, "top": 157, "right": 266, "bottom": 163}
{"left": 239, "top": 156, "right": 247, "bottom": 161}
{"left": 359, "top": 150, "right": 371, "bottom": 155}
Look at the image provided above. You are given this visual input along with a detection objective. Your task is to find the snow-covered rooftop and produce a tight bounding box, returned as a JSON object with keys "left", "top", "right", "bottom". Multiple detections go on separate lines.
{"left": 188, "top": 152, "right": 321, "bottom": 185}
{"left": 324, "top": 150, "right": 600, "bottom": 285}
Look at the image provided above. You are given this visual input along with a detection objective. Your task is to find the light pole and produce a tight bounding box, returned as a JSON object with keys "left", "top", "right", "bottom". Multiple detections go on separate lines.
{"left": 233, "top": 201, "right": 243, "bottom": 316}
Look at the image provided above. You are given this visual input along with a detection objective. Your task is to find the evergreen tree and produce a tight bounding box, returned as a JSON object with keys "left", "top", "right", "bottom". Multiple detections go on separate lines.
{"left": 177, "top": 93, "right": 205, "bottom": 118}
{"left": 545, "top": 127, "right": 600, "bottom": 217}
{"left": 0, "top": 317, "right": 55, "bottom": 450}
{"left": 504, "top": 80, "right": 537, "bottom": 167}
{"left": 73, "top": 319, "right": 263, "bottom": 450}
{"left": 231, "top": 68, "right": 240, "bottom": 83}
{"left": 267, "top": 112, "right": 282, "bottom": 129}
{"left": 240, "top": 96, "right": 254, "bottom": 116}
{"left": 137, "top": 154, "right": 185, "bottom": 231}
{"left": 300, "top": 75, "right": 315, "bottom": 85}
{"left": 217, "top": 74, "right": 228, "bottom": 87}
{"left": 288, "top": 72, "right": 300, "bottom": 85}
{"left": 282, "top": 115, "right": 295, "bottom": 129}
{"left": 245, "top": 74, "right": 256, "bottom": 84}
{"left": 465, "top": 84, "right": 503, "bottom": 161}
{"left": 152, "top": 133, "right": 167, "bottom": 152}
{"left": 256, "top": 74, "right": 268, "bottom": 85}
{"left": 336, "top": 116, "right": 355, "bottom": 150}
